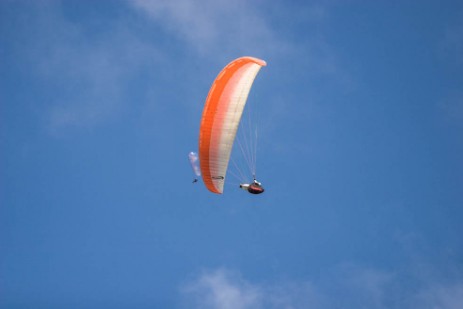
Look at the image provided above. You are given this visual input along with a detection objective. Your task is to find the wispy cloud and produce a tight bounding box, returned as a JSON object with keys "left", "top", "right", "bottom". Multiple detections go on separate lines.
{"left": 180, "top": 263, "right": 463, "bottom": 309}
{"left": 9, "top": 2, "right": 162, "bottom": 133}
{"left": 439, "top": 92, "right": 463, "bottom": 127}
{"left": 415, "top": 283, "right": 463, "bottom": 309}
{"left": 130, "top": 0, "right": 289, "bottom": 58}
{"left": 440, "top": 12, "right": 463, "bottom": 67}
{"left": 180, "top": 268, "right": 319, "bottom": 309}
{"left": 437, "top": 11, "right": 463, "bottom": 128}
{"left": 181, "top": 268, "right": 263, "bottom": 309}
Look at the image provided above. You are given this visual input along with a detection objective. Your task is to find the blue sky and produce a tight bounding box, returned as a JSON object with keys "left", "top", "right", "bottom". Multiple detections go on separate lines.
{"left": 1, "top": 0, "right": 463, "bottom": 308}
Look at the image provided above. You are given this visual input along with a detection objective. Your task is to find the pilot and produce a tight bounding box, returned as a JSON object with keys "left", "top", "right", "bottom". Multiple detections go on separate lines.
{"left": 239, "top": 179, "right": 264, "bottom": 194}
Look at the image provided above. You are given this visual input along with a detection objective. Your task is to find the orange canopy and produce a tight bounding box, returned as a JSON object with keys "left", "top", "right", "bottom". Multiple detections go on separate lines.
{"left": 199, "top": 57, "right": 266, "bottom": 194}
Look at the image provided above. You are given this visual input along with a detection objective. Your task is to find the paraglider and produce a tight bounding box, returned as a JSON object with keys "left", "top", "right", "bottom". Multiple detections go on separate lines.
{"left": 188, "top": 151, "right": 201, "bottom": 183}
{"left": 195, "top": 56, "right": 267, "bottom": 194}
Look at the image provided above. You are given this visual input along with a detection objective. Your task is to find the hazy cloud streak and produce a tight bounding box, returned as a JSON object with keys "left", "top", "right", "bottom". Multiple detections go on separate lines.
{"left": 181, "top": 264, "right": 463, "bottom": 309}
{"left": 11, "top": 2, "right": 162, "bottom": 132}
{"left": 131, "top": 0, "right": 287, "bottom": 57}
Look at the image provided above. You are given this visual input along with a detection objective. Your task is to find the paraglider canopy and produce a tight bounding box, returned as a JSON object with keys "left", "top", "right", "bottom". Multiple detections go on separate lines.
{"left": 198, "top": 56, "right": 266, "bottom": 194}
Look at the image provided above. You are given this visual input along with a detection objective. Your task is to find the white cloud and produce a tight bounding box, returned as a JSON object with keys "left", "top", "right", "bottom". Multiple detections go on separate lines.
{"left": 180, "top": 268, "right": 318, "bottom": 309}
{"left": 180, "top": 263, "right": 463, "bottom": 309}
{"left": 181, "top": 268, "right": 263, "bottom": 309}
{"left": 130, "top": 0, "right": 288, "bottom": 58}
